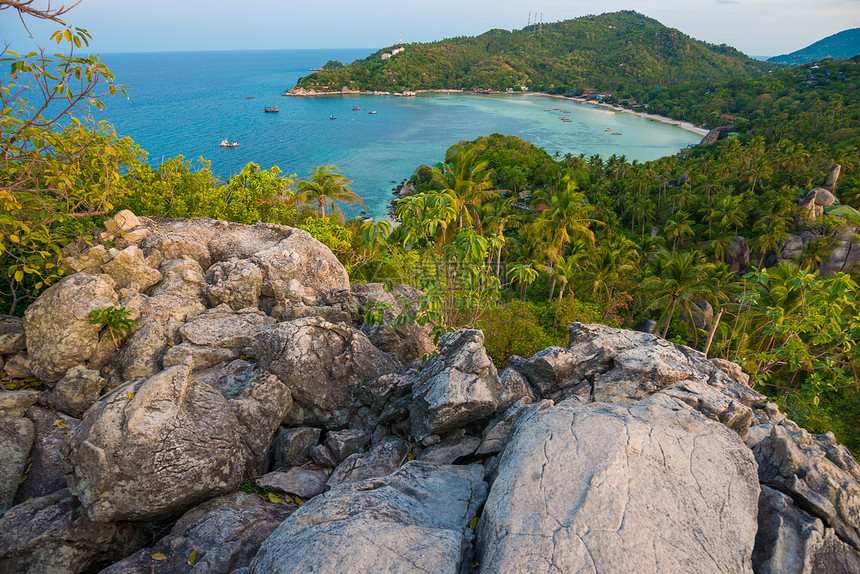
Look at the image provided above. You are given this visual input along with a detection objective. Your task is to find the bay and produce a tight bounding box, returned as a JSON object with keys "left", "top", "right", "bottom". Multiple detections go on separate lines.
{"left": 96, "top": 49, "right": 702, "bottom": 219}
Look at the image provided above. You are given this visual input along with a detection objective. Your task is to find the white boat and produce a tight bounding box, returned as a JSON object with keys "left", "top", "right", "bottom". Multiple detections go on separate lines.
{"left": 219, "top": 139, "right": 239, "bottom": 147}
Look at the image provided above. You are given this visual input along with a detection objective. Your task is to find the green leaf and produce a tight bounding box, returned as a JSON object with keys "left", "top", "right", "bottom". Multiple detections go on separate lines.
{"left": 267, "top": 492, "right": 282, "bottom": 503}
{"left": 188, "top": 550, "right": 197, "bottom": 565}
{"left": 151, "top": 553, "right": 167, "bottom": 560}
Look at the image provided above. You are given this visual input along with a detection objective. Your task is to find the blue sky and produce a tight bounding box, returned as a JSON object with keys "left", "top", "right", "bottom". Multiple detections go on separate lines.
{"left": 3, "top": 0, "right": 859, "bottom": 57}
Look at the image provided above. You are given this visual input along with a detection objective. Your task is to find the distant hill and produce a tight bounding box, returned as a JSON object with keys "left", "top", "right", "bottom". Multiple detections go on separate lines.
{"left": 292, "top": 11, "right": 777, "bottom": 97}
{"left": 768, "top": 28, "right": 860, "bottom": 65}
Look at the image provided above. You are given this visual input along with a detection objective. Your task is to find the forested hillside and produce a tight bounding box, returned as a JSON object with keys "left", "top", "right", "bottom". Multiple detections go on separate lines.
{"left": 768, "top": 27, "right": 860, "bottom": 65}
{"left": 294, "top": 11, "right": 777, "bottom": 95}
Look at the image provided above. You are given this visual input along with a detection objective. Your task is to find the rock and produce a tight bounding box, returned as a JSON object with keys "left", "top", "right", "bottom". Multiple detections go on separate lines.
{"left": 61, "top": 362, "right": 247, "bottom": 522}
{"left": 113, "top": 321, "right": 167, "bottom": 381}
{"left": 23, "top": 273, "right": 119, "bottom": 383}
{"left": 496, "top": 361, "right": 536, "bottom": 413}
{"left": 48, "top": 366, "right": 107, "bottom": 418}
{"left": 206, "top": 259, "right": 263, "bottom": 310}
{"left": 754, "top": 423, "right": 860, "bottom": 550}
{"left": 254, "top": 317, "right": 401, "bottom": 428}
{"left": 179, "top": 305, "right": 276, "bottom": 350}
{"left": 0, "top": 417, "right": 33, "bottom": 514}
{"left": 680, "top": 298, "right": 713, "bottom": 331}
{"left": 227, "top": 369, "right": 293, "bottom": 474}
{"left": 819, "top": 227, "right": 860, "bottom": 276}
{"left": 59, "top": 244, "right": 112, "bottom": 275}
{"left": 325, "top": 428, "right": 371, "bottom": 463}
{"left": 476, "top": 394, "right": 760, "bottom": 573}
{"left": 475, "top": 399, "right": 549, "bottom": 456}
{"left": 308, "top": 444, "right": 338, "bottom": 468}
{"left": 271, "top": 427, "right": 321, "bottom": 470}
{"left": 352, "top": 282, "right": 437, "bottom": 363}
{"left": 781, "top": 234, "right": 805, "bottom": 260}
{"left": 711, "top": 357, "right": 751, "bottom": 386}
{"left": 822, "top": 164, "right": 841, "bottom": 192}
{"left": 417, "top": 435, "right": 480, "bottom": 464}
{"left": 162, "top": 343, "right": 240, "bottom": 371}
{"left": 103, "top": 209, "right": 142, "bottom": 236}
{"left": 101, "top": 492, "right": 293, "bottom": 574}
{"left": 250, "top": 461, "right": 487, "bottom": 574}
{"left": 800, "top": 188, "right": 837, "bottom": 218}
{"left": 0, "top": 489, "right": 147, "bottom": 574}
{"left": 252, "top": 229, "right": 349, "bottom": 304}
{"left": 257, "top": 468, "right": 329, "bottom": 499}
{"left": 356, "top": 372, "right": 412, "bottom": 412}
{"left": 411, "top": 330, "right": 500, "bottom": 441}
{"left": 100, "top": 245, "right": 162, "bottom": 291}
{"left": 326, "top": 437, "right": 409, "bottom": 489}
{"left": 15, "top": 407, "right": 79, "bottom": 503}
{"left": 728, "top": 236, "right": 750, "bottom": 272}
{"left": 634, "top": 318, "right": 657, "bottom": 333}
{"left": 0, "top": 315, "right": 26, "bottom": 354}
{"left": 699, "top": 126, "right": 732, "bottom": 145}
{"left": 0, "top": 389, "right": 39, "bottom": 417}
{"left": 2, "top": 352, "right": 32, "bottom": 379}
{"left": 150, "top": 256, "right": 207, "bottom": 301}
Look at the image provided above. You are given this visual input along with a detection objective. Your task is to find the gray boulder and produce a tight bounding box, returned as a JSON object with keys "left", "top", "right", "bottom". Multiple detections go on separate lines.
{"left": 822, "top": 163, "right": 841, "bottom": 192}
{"left": 0, "top": 489, "right": 147, "bottom": 574}
{"left": 254, "top": 316, "right": 401, "bottom": 428}
{"left": 0, "top": 389, "right": 39, "bottom": 417}
{"left": 61, "top": 362, "right": 247, "bottom": 522}
{"left": 15, "top": 407, "right": 79, "bottom": 503}
{"left": 100, "top": 492, "right": 293, "bottom": 574}
{"left": 257, "top": 468, "right": 329, "bottom": 499}
{"left": 325, "top": 437, "right": 409, "bottom": 489}
{"left": 23, "top": 273, "right": 119, "bottom": 383}
{"left": 0, "top": 417, "right": 33, "bottom": 514}
{"left": 417, "top": 434, "right": 480, "bottom": 464}
{"left": 754, "top": 422, "right": 860, "bottom": 550}
{"left": 48, "top": 366, "right": 107, "bottom": 418}
{"left": 250, "top": 461, "right": 487, "bottom": 574}
{"left": 477, "top": 394, "right": 760, "bottom": 573}
{"left": 496, "top": 360, "right": 536, "bottom": 413}
{"left": 206, "top": 258, "right": 263, "bottom": 310}
{"left": 150, "top": 256, "right": 207, "bottom": 302}
{"left": 411, "top": 329, "right": 500, "bottom": 440}
{"left": 325, "top": 428, "right": 371, "bottom": 462}
{"left": 100, "top": 245, "right": 162, "bottom": 291}
{"left": 270, "top": 427, "right": 321, "bottom": 469}
{"left": 728, "top": 236, "right": 750, "bottom": 272}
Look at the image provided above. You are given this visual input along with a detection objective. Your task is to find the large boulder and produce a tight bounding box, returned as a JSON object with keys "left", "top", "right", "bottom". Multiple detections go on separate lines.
{"left": 99, "top": 245, "right": 162, "bottom": 291}
{"left": 15, "top": 407, "right": 80, "bottom": 503}
{"left": 48, "top": 366, "right": 107, "bottom": 418}
{"left": 411, "top": 330, "right": 500, "bottom": 440}
{"left": 249, "top": 461, "right": 488, "bottom": 574}
{"left": 0, "top": 417, "right": 33, "bottom": 514}
{"left": 100, "top": 492, "right": 293, "bottom": 574}
{"left": 477, "top": 394, "right": 760, "bottom": 573}
{"left": 254, "top": 316, "right": 401, "bottom": 428}
{"left": 61, "top": 361, "right": 247, "bottom": 522}
{"left": 0, "top": 489, "right": 147, "bottom": 574}
{"left": 23, "top": 273, "right": 119, "bottom": 383}
{"left": 206, "top": 258, "right": 264, "bottom": 310}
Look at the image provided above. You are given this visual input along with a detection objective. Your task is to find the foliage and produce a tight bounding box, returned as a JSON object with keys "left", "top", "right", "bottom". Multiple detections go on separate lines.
{"left": 88, "top": 306, "right": 137, "bottom": 349}
{"left": 478, "top": 300, "right": 555, "bottom": 368}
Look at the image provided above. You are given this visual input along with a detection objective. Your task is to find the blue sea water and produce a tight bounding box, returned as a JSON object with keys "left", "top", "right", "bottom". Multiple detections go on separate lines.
{"left": 95, "top": 49, "right": 701, "bottom": 219}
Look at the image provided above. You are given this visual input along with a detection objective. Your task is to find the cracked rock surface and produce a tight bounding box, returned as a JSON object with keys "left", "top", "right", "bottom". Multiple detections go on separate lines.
{"left": 249, "top": 461, "right": 487, "bottom": 574}
{"left": 477, "top": 394, "right": 760, "bottom": 574}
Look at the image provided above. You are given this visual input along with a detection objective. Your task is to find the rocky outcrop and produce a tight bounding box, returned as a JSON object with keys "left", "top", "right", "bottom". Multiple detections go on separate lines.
{"left": 249, "top": 462, "right": 487, "bottom": 574}
{"left": 0, "top": 489, "right": 147, "bottom": 574}
{"left": 4, "top": 212, "right": 860, "bottom": 573}
{"left": 61, "top": 362, "right": 247, "bottom": 522}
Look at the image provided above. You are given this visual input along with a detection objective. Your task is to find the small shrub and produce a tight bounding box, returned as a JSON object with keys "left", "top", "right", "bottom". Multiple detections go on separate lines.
{"left": 89, "top": 306, "right": 137, "bottom": 349}
{"left": 478, "top": 300, "right": 554, "bottom": 368}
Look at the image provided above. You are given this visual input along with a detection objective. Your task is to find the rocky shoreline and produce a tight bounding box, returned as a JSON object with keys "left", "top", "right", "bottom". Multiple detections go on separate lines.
{"left": 1, "top": 210, "right": 858, "bottom": 573}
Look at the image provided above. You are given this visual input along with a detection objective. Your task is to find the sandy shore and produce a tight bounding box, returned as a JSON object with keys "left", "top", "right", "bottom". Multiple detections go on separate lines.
{"left": 284, "top": 87, "right": 709, "bottom": 137}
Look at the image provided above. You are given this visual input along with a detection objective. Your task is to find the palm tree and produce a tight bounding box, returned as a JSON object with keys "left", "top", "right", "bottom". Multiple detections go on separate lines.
{"left": 663, "top": 210, "right": 694, "bottom": 252}
{"left": 295, "top": 165, "right": 363, "bottom": 218}
{"left": 430, "top": 147, "right": 499, "bottom": 232}
{"left": 639, "top": 251, "right": 716, "bottom": 339}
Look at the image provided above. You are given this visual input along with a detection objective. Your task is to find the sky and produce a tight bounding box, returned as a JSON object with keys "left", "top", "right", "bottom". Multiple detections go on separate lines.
{"left": 2, "top": 0, "right": 859, "bottom": 58}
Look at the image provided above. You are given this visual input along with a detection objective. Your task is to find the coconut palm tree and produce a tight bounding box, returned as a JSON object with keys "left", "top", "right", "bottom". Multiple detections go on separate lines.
{"left": 639, "top": 251, "right": 716, "bottom": 339}
{"left": 295, "top": 165, "right": 364, "bottom": 218}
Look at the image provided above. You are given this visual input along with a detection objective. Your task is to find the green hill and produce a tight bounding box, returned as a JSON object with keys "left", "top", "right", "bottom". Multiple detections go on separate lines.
{"left": 292, "top": 11, "right": 777, "bottom": 96}
{"left": 768, "top": 28, "right": 860, "bottom": 65}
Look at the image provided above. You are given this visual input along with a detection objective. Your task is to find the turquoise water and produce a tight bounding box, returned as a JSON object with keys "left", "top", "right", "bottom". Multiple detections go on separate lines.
{"left": 96, "top": 50, "right": 701, "bottom": 219}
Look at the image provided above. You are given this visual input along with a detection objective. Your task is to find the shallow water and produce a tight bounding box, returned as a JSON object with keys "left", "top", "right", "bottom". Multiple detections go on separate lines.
{"left": 97, "top": 49, "right": 700, "bottom": 219}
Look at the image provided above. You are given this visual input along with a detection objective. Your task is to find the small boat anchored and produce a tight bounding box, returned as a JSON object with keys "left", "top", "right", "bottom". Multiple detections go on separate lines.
{"left": 264, "top": 106, "right": 279, "bottom": 113}
{"left": 219, "top": 139, "right": 239, "bottom": 147}
{"left": 351, "top": 107, "right": 361, "bottom": 111}
{"left": 368, "top": 110, "right": 377, "bottom": 114}
{"left": 329, "top": 116, "right": 338, "bottom": 120}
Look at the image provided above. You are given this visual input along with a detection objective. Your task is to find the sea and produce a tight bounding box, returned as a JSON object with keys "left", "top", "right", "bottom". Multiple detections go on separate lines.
{"left": 94, "top": 49, "right": 702, "bottom": 220}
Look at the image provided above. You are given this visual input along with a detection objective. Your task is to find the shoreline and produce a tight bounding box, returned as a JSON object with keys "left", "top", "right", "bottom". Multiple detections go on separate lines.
{"left": 283, "top": 87, "right": 709, "bottom": 137}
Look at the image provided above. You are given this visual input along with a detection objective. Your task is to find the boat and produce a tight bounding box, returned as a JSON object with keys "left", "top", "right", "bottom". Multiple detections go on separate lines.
{"left": 329, "top": 116, "right": 337, "bottom": 120}
{"left": 351, "top": 107, "right": 360, "bottom": 111}
{"left": 605, "top": 128, "right": 612, "bottom": 131}
{"left": 611, "top": 132, "right": 622, "bottom": 136}
{"left": 264, "top": 106, "right": 279, "bottom": 113}
{"left": 368, "top": 110, "right": 377, "bottom": 114}
{"left": 219, "top": 139, "right": 239, "bottom": 147}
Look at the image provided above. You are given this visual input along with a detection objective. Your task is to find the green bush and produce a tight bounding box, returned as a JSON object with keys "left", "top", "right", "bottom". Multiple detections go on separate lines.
{"left": 478, "top": 300, "right": 555, "bottom": 368}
